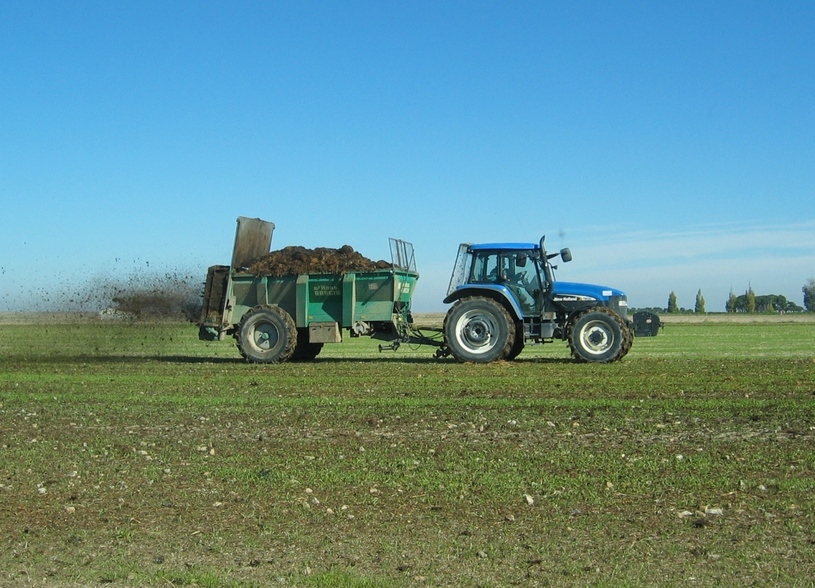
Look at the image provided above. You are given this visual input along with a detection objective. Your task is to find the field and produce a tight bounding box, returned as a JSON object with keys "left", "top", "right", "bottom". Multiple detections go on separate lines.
{"left": 1, "top": 314, "right": 814, "bottom": 587}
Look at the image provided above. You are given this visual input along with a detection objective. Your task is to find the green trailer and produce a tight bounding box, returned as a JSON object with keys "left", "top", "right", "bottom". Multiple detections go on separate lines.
{"left": 198, "top": 217, "right": 422, "bottom": 363}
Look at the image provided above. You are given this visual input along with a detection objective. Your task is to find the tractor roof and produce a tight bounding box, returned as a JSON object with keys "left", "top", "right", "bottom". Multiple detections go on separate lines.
{"left": 468, "top": 242, "right": 539, "bottom": 251}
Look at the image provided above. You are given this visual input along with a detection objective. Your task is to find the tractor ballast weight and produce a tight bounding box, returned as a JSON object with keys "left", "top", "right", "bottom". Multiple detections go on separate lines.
{"left": 632, "top": 310, "right": 662, "bottom": 337}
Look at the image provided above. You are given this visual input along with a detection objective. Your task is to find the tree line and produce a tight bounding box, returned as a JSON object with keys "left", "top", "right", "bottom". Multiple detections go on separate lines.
{"left": 657, "top": 279, "right": 815, "bottom": 314}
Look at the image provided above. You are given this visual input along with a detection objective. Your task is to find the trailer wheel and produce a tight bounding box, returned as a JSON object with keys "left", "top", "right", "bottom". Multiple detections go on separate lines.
{"left": 291, "top": 328, "right": 323, "bottom": 361}
{"left": 568, "top": 307, "right": 625, "bottom": 363}
{"left": 237, "top": 305, "right": 297, "bottom": 363}
{"left": 443, "top": 297, "right": 516, "bottom": 363}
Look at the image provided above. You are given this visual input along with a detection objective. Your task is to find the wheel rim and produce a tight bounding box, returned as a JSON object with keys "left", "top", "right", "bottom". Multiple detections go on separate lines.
{"left": 455, "top": 310, "right": 498, "bottom": 355}
{"left": 250, "top": 321, "right": 281, "bottom": 352}
{"left": 577, "top": 319, "right": 614, "bottom": 356}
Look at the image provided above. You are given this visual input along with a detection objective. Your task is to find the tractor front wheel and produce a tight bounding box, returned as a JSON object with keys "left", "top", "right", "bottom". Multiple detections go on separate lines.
{"left": 443, "top": 297, "right": 516, "bottom": 363}
{"left": 568, "top": 307, "right": 625, "bottom": 363}
{"left": 236, "top": 305, "right": 297, "bottom": 363}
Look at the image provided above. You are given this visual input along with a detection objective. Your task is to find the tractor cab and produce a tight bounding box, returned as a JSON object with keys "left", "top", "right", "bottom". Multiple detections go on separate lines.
{"left": 467, "top": 245, "right": 543, "bottom": 315}
{"left": 446, "top": 238, "right": 573, "bottom": 319}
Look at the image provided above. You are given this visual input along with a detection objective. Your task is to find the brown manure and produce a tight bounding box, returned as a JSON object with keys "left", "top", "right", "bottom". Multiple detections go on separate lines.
{"left": 246, "top": 245, "right": 391, "bottom": 277}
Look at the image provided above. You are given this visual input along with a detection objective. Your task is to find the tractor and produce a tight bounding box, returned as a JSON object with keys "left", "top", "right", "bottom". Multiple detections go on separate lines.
{"left": 440, "top": 237, "right": 633, "bottom": 363}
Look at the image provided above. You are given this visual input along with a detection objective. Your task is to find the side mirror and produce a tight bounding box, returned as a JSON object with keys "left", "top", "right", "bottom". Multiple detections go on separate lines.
{"left": 560, "top": 248, "right": 572, "bottom": 263}
{"left": 516, "top": 254, "right": 527, "bottom": 267}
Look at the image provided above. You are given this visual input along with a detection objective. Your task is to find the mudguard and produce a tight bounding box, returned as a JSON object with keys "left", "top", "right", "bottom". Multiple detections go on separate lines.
{"left": 443, "top": 284, "right": 524, "bottom": 320}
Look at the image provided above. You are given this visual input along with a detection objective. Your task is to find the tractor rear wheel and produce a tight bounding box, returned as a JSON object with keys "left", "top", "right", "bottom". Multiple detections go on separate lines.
{"left": 568, "top": 307, "right": 626, "bottom": 363}
{"left": 505, "top": 325, "right": 525, "bottom": 361}
{"left": 443, "top": 297, "right": 516, "bottom": 363}
{"left": 236, "top": 305, "right": 297, "bottom": 363}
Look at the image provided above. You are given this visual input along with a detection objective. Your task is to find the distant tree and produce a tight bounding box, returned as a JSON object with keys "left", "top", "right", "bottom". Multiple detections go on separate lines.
{"left": 728, "top": 291, "right": 801, "bottom": 313}
{"left": 667, "top": 291, "right": 679, "bottom": 313}
{"left": 746, "top": 286, "right": 756, "bottom": 313}
{"left": 707, "top": 292, "right": 802, "bottom": 314}
{"left": 726, "top": 290, "right": 738, "bottom": 313}
{"left": 804, "top": 279, "right": 815, "bottom": 311}
{"left": 695, "top": 289, "right": 705, "bottom": 314}
{"left": 783, "top": 300, "right": 805, "bottom": 313}
{"left": 753, "top": 294, "right": 789, "bottom": 313}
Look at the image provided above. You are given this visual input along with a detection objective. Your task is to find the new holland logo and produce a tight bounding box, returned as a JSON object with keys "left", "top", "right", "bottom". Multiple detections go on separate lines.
{"left": 552, "top": 294, "right": 596, "bottom": 302}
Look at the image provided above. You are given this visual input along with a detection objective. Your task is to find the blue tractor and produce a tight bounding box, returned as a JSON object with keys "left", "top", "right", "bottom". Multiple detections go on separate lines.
{"left": 440, "top": 237, "right": 633, "bottom": 363}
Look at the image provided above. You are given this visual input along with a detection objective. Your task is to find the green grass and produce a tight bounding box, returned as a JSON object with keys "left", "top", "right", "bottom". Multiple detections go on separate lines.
{"left": 1, "top": 318, "right": 814, "bottom": 587}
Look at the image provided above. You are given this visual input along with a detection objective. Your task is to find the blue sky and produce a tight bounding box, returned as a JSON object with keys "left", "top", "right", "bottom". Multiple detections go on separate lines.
{"left": 1, "top": 1, "right": 813, "bottom": 312}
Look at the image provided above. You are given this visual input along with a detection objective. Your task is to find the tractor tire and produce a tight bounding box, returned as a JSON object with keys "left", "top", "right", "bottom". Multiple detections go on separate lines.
{"left": 568, "top": 307, "right": 626, "bottom": 363}
{"left": 443, "top": 297, "right": 516, "bottom": 363}
{"left": 505, "top": 324, "right": 525, "bottom": 361}
{"left": 619, "top": 320, "right": 634, "bottom": 358}
{"left": 236, "top": 305, "right": 297, "bottom": 364}
{"left": 291, "top": 328, "right": 324, "bottom": 361}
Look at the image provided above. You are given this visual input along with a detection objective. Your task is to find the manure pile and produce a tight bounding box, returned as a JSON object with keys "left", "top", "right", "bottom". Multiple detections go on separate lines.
{"left": 247, "top": 245, "right": 391, "bottom": 277}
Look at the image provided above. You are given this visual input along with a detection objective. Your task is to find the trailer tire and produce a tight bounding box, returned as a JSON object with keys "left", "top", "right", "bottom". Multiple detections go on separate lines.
{"left": 443, "top": 297, "right": 516, "bottom": 363}
{"left": 568, "top": 307, "right": 625, "bottom": 363}
{"left": 237, "top": 305, "right": 297, "bottom": 364}
{"left": 291, "top": 328, "right": 323, "bottom": 361}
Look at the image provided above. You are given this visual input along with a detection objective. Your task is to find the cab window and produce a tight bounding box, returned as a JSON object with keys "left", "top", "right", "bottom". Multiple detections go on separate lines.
{"left": 470, "top": 252, "right": 499, "bottom": 283}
